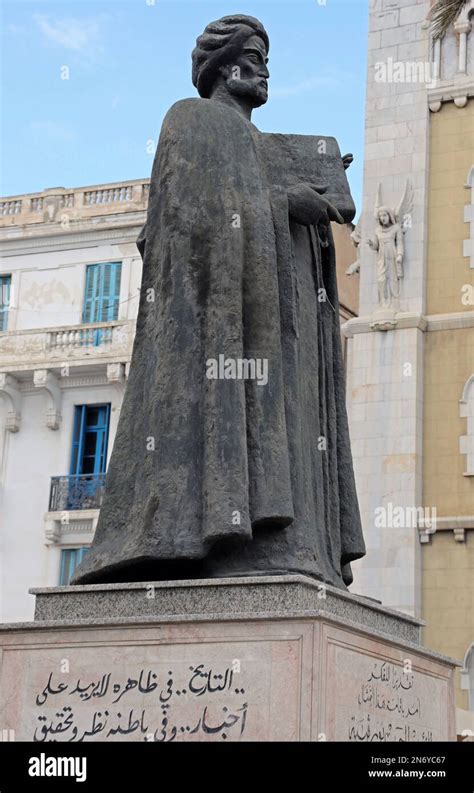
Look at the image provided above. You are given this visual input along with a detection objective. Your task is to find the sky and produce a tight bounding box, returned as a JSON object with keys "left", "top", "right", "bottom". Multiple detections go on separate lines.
{"left": 1, "top": 0, "right": 369, "bottom": 212}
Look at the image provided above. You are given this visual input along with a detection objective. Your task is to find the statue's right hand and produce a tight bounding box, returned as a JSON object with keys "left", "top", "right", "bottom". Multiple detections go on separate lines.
{"left": 288, "top": 183, "right": 344, "bottom": 227}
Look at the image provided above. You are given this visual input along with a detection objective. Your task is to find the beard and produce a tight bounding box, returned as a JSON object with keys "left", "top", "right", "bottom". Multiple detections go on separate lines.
{"left": 226, "top": 77, "right": 268, "bottom": 107}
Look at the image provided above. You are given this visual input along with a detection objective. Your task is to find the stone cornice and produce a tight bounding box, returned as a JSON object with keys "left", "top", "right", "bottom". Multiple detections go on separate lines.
{"left": 428, "top": 81, "right": 474, "bottom": 112}
{"left": 427, "top": 311, "right": 474, "bottom": 331}
{"left": 0, "top": 222, "right": 144, "bottom": 257}
{"left": 343, "top": 311, "right": 474, "bottom": 337}
{"left": 418, "top": 515, "right": 474, "bottom": 544}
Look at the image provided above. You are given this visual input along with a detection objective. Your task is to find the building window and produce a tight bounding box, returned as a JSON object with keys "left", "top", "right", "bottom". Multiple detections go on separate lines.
{"left": 60, "top": 547, "right": 89, "bottom": 585}
{"left": 461, "top": 643, "right": 474, "bottom": 712}
{"left": 0, "top": 274, "right": 12, "bottom": 332}
{"left": 460, "top": 375, "right": 474, "bottom": 475}
{"left": 71, "top": 404, "right": 110, "bottom": 477}
{"left": 53, "top": 404, "right": 111, "bottom": 510}
{"left": 83, "top": 262, "right": 122, "bottom": 324}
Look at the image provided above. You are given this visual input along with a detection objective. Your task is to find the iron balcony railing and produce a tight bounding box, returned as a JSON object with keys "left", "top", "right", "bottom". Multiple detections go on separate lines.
{"left": 49, "top": 474, "right": 106, "bottom": 512}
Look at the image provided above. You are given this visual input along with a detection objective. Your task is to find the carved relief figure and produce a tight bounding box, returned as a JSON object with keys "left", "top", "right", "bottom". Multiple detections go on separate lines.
{"left": 368, "top": 181, "right": 413, "bottom": 308}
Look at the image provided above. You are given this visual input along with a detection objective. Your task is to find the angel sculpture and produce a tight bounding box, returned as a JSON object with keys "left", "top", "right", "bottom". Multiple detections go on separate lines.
{"left": 346, "top": 216, "right": 361, "bottom": 276}
{"left": 367, "top": 180, "right": 413, "bottom": 308}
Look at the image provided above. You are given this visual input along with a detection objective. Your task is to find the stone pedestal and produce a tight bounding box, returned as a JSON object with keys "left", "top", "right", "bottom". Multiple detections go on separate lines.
{"left": 0, "top": 576, "right": 457, "bottom": 742}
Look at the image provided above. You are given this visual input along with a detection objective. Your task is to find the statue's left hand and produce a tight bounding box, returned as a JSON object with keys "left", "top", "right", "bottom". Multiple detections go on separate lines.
{"left": 288, "top": 183, "right": 344, "bottom": 227}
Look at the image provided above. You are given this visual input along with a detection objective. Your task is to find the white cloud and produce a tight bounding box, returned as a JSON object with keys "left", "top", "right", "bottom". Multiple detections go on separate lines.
{"left": 34, "top": 14, "right": 104, "bottom": 57}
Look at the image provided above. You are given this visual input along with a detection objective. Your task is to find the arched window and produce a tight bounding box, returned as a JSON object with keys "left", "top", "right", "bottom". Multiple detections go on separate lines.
{"left": 460, "top": 375, "right": 474, "bottom": 475}
{"left": 461, "top": 643, "right": 474, "bottom": 711}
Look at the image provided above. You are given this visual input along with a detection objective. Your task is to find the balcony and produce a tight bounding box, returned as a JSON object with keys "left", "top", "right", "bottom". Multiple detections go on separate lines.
{"left": 49, "top": 473, "right": 106, "bottom": 511}
{"left": 0, "top": 179, "right": 150, "bottom": 229}
{"left": 0, "top": 320, "right": 133, "bottom": 374}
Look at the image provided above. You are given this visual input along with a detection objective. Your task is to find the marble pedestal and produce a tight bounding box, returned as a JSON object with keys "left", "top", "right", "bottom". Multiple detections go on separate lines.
{"left": 0, "top": 576, "right": 457, "bottom": 742}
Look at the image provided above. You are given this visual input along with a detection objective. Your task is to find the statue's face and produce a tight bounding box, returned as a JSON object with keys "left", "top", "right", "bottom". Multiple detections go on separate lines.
{"left": 224, "top": 33, "right": 269, "bottom": 107}
{"left": 378, "top": 210, "right": 390, "bottom": 227}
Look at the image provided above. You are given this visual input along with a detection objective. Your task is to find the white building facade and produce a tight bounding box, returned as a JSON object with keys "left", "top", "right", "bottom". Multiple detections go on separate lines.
{"left": 0, "top": 181, "right": 147, "bottom": 621}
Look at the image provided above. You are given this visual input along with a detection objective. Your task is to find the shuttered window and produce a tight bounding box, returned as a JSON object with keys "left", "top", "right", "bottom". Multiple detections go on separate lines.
{"left": 70, "top": 404, "right": 110, "bottom": 476}
{"left": 82, "top": 262, "right": 121, "bottom": 324}
{"left": 0, "top": 274, "right": 11, "bottom": 332}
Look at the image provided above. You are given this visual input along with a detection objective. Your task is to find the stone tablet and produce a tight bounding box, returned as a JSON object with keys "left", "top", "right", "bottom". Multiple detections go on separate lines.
{"left": 257, "top": 133, "right": 356, "bottom": 222}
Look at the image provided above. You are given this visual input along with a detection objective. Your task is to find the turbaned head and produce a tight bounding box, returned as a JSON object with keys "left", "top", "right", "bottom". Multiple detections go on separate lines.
{"left": 192, "top": 14, "right": 270, "bottom": 107}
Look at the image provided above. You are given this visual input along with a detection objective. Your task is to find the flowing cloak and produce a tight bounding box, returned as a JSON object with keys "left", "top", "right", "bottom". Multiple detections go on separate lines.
{"left": 73, "top": 97, "right": 365, "bottom": 588}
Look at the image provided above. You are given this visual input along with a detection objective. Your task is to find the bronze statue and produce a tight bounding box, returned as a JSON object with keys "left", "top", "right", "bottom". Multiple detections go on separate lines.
{"left": 73, "top": 15, "right": 365, "bottom": 589}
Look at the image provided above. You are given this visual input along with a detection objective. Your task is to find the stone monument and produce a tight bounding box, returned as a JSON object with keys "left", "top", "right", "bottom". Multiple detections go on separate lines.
{"left": 0, "top": 15, "right": 457, "bottom": 742}
{"left": 71, "top": 13, "right": 365, "bottom": 591}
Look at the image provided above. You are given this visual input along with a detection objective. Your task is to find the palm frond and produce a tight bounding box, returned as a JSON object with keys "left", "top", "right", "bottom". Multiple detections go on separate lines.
{"left": 430, "top": 0, "right": 469, "bottom": 40}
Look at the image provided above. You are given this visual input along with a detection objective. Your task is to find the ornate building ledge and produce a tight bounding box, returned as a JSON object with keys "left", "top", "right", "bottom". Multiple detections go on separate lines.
{"left": 342, "top": 311, "right": 474, "bottom": 337}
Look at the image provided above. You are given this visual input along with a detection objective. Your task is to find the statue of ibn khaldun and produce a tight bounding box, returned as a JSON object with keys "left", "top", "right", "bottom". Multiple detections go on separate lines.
{"left": 73, "top": 15, "right": 366, "bottom": 589}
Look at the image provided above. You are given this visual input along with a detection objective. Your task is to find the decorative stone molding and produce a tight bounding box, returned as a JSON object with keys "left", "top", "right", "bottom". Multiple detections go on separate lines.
{"left": 370, "top": 307, "right": 398, "bottom": 331}
{"left": 460, "top": 375, "right": 474, "bottom": 475}
{"left": 418, "top": 526, "right": 434, "bottom": 544}
{"left": 33, "top": 370, "right": 62, "bottom": 430}
{"left": 465, "top": 166, "right": 474, "bottom": 270}
{"left": 343, "top": 312, "right": 428, "bottom": 338}
{"left": 44, "top": 509, "right": 99, "bottom": 545}
{"left": 418, "top": 515, "right": 474, "bottom": 543}
{"left": 44, "top": 519, "right": 61, "bottom": 545}
{"left": 61, "top": 374, "right": 111, "bottom": 389}
{"left": 428, "top": 89, "right": 473, "bottom": 111}
{"left": 106, "top": 362, "right": 125, "bottom": 384}
{"left": 0, "top": 224, "right": 144, "bottom": 258}
{"left": 343, "top": 311, "right": 474, "bottom": 337}
{"left": 426, "top": 515, "right": 474, "bottom": 530}
{"left": 429, "top": 2, "right": 474, "bottom": 110}
{"left": 17, "top": 373, "right": 114, "bottom": 393}
{"left": 0, "top": 373, "right": 21, "bottom": 431}
{"left": 426, "top": 311, "right": 474, "bottom": 331}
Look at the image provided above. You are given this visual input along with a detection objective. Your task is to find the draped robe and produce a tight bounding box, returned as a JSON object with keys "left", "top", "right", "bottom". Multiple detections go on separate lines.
{"left": 73, "top": 97, "right": 365, "bottom": 588}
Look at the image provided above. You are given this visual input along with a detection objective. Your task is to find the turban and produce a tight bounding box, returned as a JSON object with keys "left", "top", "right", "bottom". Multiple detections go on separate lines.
{"left": 192, "top": 14, "right": 269, "bottom": 99}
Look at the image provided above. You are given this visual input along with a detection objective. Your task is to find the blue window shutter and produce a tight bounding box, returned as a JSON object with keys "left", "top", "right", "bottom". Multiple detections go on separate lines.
{"left": 96, "top": 404, "right": 111, "bottom": 474}
{"left": 0, "top": 275, "right": 12, "bottom": 332}
{"left": 70, "top": 404, "right": 111, "bottom": 476}
{"left": 102, "top": 264, "right": 112, "bottom": 320}
{"left": 82, "top": 265, "right": 99, "bottom": 324}
{"left": 101, "top": 262, "right": 121, "bottom": 321}
{"left": 70, "top": 405, "right": 87, "bottom": 475}
{"left": 82, "top": 263, "right": 121, "bottom": 325}
{"left": 111, "top": 262, "right": 122, "bottom": 320}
